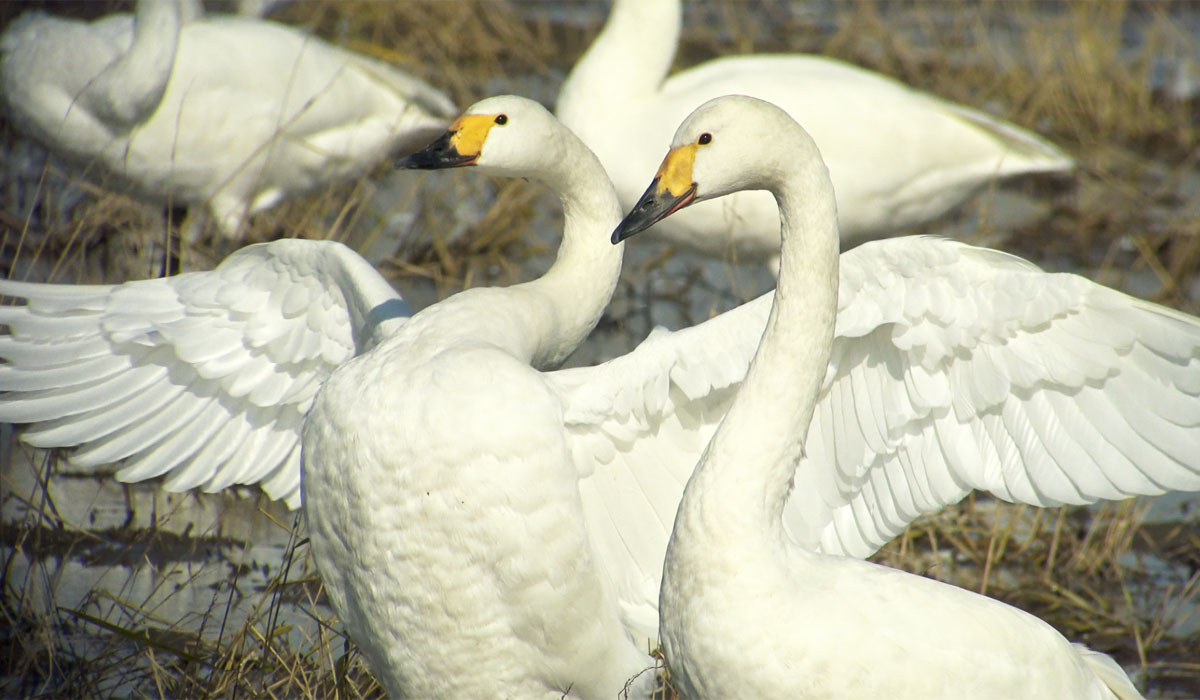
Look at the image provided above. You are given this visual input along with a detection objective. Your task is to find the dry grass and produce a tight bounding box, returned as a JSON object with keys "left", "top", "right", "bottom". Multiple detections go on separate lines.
{"left": 1, "top": 0, "right": 1198, "bottom": 697}
{"left": 873, "top": 498, "right": 1200, "bottom": 698}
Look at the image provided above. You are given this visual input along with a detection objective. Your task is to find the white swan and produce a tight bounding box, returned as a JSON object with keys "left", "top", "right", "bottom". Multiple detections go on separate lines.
{"left": 304, "top": 95, "right": 650, "bottom": 698}
{"left": 610, "top": 94, "right": 1147, "bottom": 700}
{"left": 2, "top": 94, "right": 1197, "bottom": 696}
{"left": 557, "top": 0, "right": 1074, "bottom": 260}
{"left": 0, "top": 94, "right": 652, "bottom": 697}
{"left": 0, "top": 0, "right": 455, "bottom": 239}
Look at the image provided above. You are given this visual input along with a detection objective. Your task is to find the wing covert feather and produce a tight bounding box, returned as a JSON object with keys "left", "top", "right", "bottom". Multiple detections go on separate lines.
{"left": 550, "top": 294, "right": 772, "bottom": 639}
{"left": 802, "top": 238, "right": 1200, "bottom": 557}
{"left": 0, "top": 239, "right": 404, "bottom": 508}
{"left": 553, "top": 236, "right": 1200, "bottom": 613}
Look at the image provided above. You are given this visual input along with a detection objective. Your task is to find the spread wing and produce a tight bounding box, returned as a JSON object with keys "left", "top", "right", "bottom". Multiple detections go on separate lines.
{"left": 0, "top": 239, "right": 407, "bottom": 508}
{"left": 550, "top": 293, "right": 771, "bottom": 640}
{"left": 798, "top": 237, "right": 1200, "bottom": 557}
{"left": 549, "top": 236, "right": 1200, "bottom": 641}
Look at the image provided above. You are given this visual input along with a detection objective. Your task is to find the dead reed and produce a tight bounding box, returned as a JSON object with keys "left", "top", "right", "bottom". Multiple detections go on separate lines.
{"left": 0, "top": 0, "right": 1197, "bottom": 697}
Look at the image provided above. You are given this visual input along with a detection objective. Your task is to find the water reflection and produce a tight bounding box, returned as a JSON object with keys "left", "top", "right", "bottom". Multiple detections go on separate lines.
{"left": 2, "top": 438, "right": 328, "bottom": 696}
{"left": 1, "top": 0, "right": 1199, "bottom": 697}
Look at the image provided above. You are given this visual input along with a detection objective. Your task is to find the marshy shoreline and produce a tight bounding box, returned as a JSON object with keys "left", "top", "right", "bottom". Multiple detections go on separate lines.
{"left": 1, "top": 1, "right": 1197, "bottom": 697}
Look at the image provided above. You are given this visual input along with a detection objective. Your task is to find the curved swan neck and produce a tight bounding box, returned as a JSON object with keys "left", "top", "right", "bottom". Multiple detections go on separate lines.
{"left": 556, "top": 0, "right": 681, "bottom": 128}
{"left": 81, "top": 0, "right": 183, "bottom": 126}
{"left": 681, "top": 142, "right": 840, "bottom": 542}
{"left": 414, "top": 125, "right": 624, "bottom": 370}
{"left": 518, "top": 131, "right": 626, "bottom": 367}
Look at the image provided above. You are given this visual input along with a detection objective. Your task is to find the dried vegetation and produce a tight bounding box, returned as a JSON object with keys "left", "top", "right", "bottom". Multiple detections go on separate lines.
{"left": 1, "top": 0, "right": 1197, "bottom": 697}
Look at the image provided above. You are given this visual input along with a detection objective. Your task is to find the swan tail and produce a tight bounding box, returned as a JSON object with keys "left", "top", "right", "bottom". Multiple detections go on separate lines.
{"left": 1073, "top": 644, "right": 1146, "bottom": 700}
{"left": 944, "top": 101, "right": 1075, "bottom": 175}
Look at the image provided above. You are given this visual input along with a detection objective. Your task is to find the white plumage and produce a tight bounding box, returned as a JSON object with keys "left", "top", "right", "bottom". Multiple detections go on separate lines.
{"left": 0, "top": 239, "right": 406, "bottom": 507}
{"left": 612, "top": 94, "right": 1148, "bottom": 700}
{"left": 304, "top": 96, "right": 649, "bottom": 698}
{"left": 1, "top": 94, "right": 1196, "bottom": 696}
{"left": 0, "top": 0, "right": 455, "bottom": 239}
{"left": 557, "top": 0, "right": 1074, "bottom": 261}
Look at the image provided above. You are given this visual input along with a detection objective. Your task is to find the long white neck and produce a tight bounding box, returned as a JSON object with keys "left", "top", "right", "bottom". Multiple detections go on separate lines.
{"left": 81, "top": 0, "right": 183, "bottom": 127}
{"left": 556, "top": 0, "right": 681, "bottom": 130}
{"left": 414, "top": 130, "right": 625, "bottom": 371}
{"left": 676, "top": 141, "right": 840, "bottom": 548}
{"left": 513, "top": 133, "right": 627, "bottom": 368}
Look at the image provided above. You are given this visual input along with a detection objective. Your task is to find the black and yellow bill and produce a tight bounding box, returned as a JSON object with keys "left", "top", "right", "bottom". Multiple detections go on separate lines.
{"left": 610, "top": 143, "right": 700, "bottom": 243}
{"left": 396, "top": 114, "right": 500, "bottom": 170}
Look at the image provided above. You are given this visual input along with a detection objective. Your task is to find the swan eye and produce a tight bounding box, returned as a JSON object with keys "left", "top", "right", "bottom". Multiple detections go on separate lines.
{"left": 698, "top": 133, "right": 712, "bottom": 145}
{"left": 495, "top": 114, "right": 508, "bottom": 125}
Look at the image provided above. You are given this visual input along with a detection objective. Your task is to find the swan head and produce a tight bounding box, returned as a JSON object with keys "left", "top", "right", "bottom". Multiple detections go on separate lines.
{"left": 612, "top": 95, "right": 816, "bottom": 243}
{"left": 396, "top": 95, "right": 568, "bottom": 179}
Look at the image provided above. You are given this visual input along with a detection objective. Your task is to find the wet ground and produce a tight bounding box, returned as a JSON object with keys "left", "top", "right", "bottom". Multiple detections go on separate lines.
{"left": 1, "top": 1, "right": 1199, "bottom": 697}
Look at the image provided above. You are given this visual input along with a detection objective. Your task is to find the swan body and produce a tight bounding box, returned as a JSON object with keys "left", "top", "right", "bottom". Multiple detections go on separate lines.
{"left": 611, "top": 95, "right": 1146, "bottom": 700}
{"left": 1, "top": 95, "right": 1197, "bottom": 694}
{"left": 558, "top": 0, "right": 1074, "bottom": 259}
{"left": 303, "top": 96, "right": 651, "bottom": 698}
{"left": 0, "top": 0, "right": 456, "bottom": 238}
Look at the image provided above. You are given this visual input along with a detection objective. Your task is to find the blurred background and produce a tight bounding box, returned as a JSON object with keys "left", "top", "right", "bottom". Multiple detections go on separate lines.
{"left": 1, "top": 1, "right": 1197, "bottom": 697}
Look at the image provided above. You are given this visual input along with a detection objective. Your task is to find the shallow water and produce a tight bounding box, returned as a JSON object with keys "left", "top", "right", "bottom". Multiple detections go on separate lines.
{"left": 1, "top": 1, "right": 1199, "bottom": 697}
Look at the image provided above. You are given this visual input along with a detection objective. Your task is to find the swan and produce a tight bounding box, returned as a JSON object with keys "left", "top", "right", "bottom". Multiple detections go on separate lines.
{"left": 0, "top": 94, "right": 650, "bottom": 697}
{"left": 610, "top": 95, "right": 1149, "bottom": 700}
{"left": 303, "top": 95, "right": 651, "bottom": 698}
{"left": 2, "top": 94, "right": 1197, "bottom": 695}
{"left": 557, "top": 0, "right": 1074, "bottom": 261}
{"left": 0, "top": 0, "right": 456, "bottom": 240}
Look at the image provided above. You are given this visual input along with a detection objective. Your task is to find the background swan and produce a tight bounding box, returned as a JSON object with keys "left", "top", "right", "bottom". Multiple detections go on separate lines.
{"left": 612, "top": 94, "right": 1145, "bottom": 700}
{"left": 557, "top": 0, "right": 1074, "bottom": 261}
{"left": 2, "top": 94, "right": 1196, "bottom": 694}
{"left": 0, "top": 0, "right": 455, "bottom": 241}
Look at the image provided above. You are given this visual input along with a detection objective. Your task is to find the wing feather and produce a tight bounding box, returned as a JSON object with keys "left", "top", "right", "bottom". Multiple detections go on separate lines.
{"left": 0, "top": 362, "right": 170, "bottom": 422}
{"left": 166, "top": 415, "right": 253, "bottom": 491}
{"left": 802, "top": 238, "right": 1200, "bottom": 557}
{"left": 0, "top": 335, "right": 115, "bottom": 364}
{"left": 23, "top": 375, "right": 185, "bottom": 448}
{"left": 550, "top": 297, "right": 769, "bottom": 639}
{"left": 0, "top": 353, "right": 131, "bottom": 391}
{"left": 81, "top": 392, "right": 220, "bottom": 473}
{"left": 258, "top": 444, "right": 302, "bottom": 501}
{"left": 0, "top": 239, "right": 405, "bottom": 508}
{"left": 129, "top": 400, "right": 231, "bottom": 482}
{"left": 552, "top": 234, "right": 1200, "bottom": 624}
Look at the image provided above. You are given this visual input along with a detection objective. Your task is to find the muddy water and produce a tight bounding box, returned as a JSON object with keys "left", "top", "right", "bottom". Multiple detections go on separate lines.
{"left": 2, "top": 1, "right": 1199, "bottom": 697}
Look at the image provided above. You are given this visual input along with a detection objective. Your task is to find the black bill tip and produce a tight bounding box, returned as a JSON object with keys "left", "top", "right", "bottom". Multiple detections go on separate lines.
{"left": 395, "top": 131, "right": 476, "bottom": 170}
{"left": 611, "top": 178, "right": 697, "bottom": 244}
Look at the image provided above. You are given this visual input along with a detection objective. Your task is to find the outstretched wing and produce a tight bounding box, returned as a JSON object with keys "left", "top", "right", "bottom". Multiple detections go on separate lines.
{"left": 549, "top": 295, "right": 771, "bottom": 641}
{"left": 795, "top": 237, "right": 1200, "bottom": 557}
{"left": 549, "top": 236, "right": 1200, "bottom": 640}
{"left": 0, "top": 238, "right": 406, "bottom": 508}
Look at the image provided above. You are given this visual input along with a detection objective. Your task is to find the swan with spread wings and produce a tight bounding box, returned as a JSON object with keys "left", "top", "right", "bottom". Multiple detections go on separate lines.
{"left": 0, "top": 95, "right": 1195, "bottom": 697}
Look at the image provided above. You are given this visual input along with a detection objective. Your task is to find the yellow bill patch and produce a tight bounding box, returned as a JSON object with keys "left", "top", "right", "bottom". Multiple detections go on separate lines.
{"left": 654, "top": 143, "right": 698, "bottom": 197}
{"left": 449, "top": 114, "right": 498, "bottom": 157}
